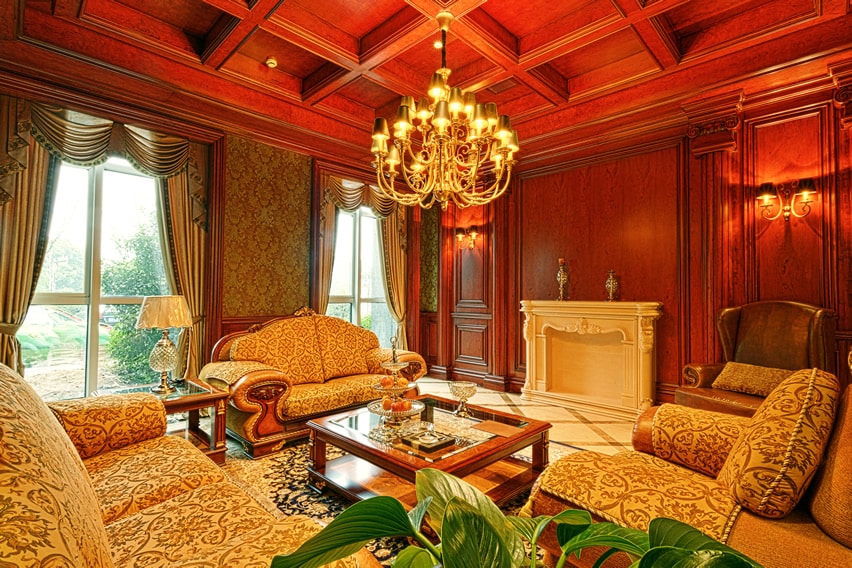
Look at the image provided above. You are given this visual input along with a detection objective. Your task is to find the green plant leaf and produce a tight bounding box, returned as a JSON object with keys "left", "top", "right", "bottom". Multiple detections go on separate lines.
{"left": 440, "top": 498, "right": 516, "bottom": 568}
{"left": 391, "top": 546, "right": 439, "bottom": 568}
{"left": 638, "top": 547, "right": 755, "bottom": 567}
{"left": 560, "top": 522, "right": 649, "bottom": 559}
{"left": 408, "top": 495, "right": 432, "bottom": 530}
{"left": 647, "top": 518, "right": 761, "bottom": 567}
{"left": 415, "top": 469, "right": 525, "bottom": 564}
{"left": 270, "top": 496, "right": 415, "bottom": 568}
{"left": 508, "top": 509, "right": 591, "bottom": 545}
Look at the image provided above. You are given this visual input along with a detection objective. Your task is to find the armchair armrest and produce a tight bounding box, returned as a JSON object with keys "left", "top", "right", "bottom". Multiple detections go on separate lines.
{"left": 632, "top": 403, "right": 749, "bottom": 478}
{"left": 48, "top": 393, "right": 167, "bottom": 460}
{"left": 682, "top": 362, "right": 726, "bottom": 388}
{"left": 366, "top": 348, "right": 427, "bottom": 382}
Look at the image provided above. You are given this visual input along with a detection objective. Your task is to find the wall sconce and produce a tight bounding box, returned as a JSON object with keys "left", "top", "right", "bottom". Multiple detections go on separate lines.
{"left": 455, "top": 226, "right": 479, "bottom": 249}
{"left": 757, "top": 178, "right": 816, "bottom": 222}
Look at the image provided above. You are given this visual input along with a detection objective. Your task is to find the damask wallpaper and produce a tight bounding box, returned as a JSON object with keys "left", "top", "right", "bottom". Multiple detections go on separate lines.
{"left": 419, "top": 206, "right": 439, "bottom": 313}
{"left": 222, "top": 136, "right": 312, "bottom": 317}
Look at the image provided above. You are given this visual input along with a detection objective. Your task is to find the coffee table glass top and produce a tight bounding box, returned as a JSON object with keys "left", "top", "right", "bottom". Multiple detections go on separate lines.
{"left": 326, "top": 396, "right": 531, "bottom": 463}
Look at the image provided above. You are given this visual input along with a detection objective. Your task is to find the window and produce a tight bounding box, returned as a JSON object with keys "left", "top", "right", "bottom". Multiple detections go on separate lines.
{"left": 18, "top": 157, "right": 169, "bottom": 400}
{"left": 327, "top": 205, "right": 395, "bottom": 347}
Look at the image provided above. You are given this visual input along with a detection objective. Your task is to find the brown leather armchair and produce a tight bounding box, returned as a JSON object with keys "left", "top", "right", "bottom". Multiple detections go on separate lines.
{"left": 675, "top": 300, "right": 836, "bottom": 416}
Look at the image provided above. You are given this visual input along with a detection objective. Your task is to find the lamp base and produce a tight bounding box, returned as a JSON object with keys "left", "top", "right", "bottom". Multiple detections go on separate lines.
{"left": 151, "top": 371, "right": 176, "bottom": 395}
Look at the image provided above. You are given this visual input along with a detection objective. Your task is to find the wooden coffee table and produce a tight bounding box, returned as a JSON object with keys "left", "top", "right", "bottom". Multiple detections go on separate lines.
{"left": 306, "top": 395, "right": 551, "bottom": 506}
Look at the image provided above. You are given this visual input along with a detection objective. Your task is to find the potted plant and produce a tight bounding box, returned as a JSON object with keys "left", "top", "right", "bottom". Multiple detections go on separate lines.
{"left": 271, "top": 468, "right": 760, "bottom": 568}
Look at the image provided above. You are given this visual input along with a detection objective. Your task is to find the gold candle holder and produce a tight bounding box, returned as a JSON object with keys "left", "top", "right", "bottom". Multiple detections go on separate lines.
{"left": 557, "top": 258, "right": 568, "bottom": 301}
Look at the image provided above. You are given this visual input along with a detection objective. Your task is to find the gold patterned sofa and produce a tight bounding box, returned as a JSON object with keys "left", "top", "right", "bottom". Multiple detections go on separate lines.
{"left": 527, "top": 367, "right": 852, "bottom": 568}
{"left": 199, "top": 310, "right": 427, "bottom": 458}
{"left": 0, "top": 362, "right": 375, "bottom": 568}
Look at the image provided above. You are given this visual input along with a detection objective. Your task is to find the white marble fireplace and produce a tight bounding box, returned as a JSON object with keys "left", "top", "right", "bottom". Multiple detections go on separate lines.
{"left": 521, "top": 300, "right": 663, "bottom": 419}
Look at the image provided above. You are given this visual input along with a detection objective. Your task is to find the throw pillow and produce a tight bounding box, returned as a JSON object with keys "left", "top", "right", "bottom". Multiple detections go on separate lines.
{"left": 712, "top": 361, "right": 793, "bottom": 397}
{"left": 716, "top": 368, "right": 840, "bottom": 518}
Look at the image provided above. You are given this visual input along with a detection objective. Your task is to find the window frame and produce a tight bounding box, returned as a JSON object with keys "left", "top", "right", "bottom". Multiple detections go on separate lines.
{"left": 327, "top": 205, "right": 392, "bottom": 341}
{"left": 28, "top": 157, "right": 163, "bottom": 395}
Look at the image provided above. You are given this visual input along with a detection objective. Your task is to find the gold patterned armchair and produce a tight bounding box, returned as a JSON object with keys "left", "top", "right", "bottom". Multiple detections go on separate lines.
{"left": 199, "top": 310, "right": 427, "bottom": 458}
{"left": 527, "top": 368, "right": 852, "bottom": 568}
{"left": 676, "top": 300, "right": 837, "bottom": 416}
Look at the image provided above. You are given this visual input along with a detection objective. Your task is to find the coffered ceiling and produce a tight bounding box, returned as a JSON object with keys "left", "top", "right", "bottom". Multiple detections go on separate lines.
{"left": 1, "top": 1, "right": 851, "bottom": 172}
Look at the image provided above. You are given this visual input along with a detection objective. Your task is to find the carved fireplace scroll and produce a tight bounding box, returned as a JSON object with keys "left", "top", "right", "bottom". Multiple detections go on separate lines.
{"left": 521, "top": 300, "right": 663, "bottom": 419}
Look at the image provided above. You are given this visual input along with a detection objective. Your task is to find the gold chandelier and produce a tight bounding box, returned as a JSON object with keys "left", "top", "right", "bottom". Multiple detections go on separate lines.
{"left": 370, "top": 11, "right": 519, "bottom": 210}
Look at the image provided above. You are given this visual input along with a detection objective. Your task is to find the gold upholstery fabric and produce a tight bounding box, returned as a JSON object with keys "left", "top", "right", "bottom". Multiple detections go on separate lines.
{"left": 106, "top": 481, "right": 356, "bottom": 568}
{"left": 651, "top": 404, "right": 749, "bottom": 478}
{"left": 230, "top": 317, "right": 325, "bottom": 384}
{"left": 808, "top": 386, "right": 852, "bottom": 547}
{"left": 0, "top": 363, "right": 115, "bottom": 568}
{"left": 717, "top": 368, "right": 840, "bottom": 518}
{"left": 85, "top": 435, "right": 226, "bottom": 523}
{"left": 712, "top": 361, "right": 793, "bottom": 397}
{"left": 315, "top": 315, "right": 374, "bottom": 379}
{"left": 199, "top": 359, "right": 279, "bottom": 387}
{"left": 282, "top": 374, "right": 382, "bottom": 418}
{"left": 533, "top": 450, "right": 741, "bottom": 541}
{"left": 49, "top": 393, "right": 167, "bottom": 459}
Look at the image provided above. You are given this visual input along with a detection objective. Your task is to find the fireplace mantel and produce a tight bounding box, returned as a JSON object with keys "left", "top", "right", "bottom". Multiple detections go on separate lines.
{"left": 521, "top": 300, "right": 663, "bottom": 419}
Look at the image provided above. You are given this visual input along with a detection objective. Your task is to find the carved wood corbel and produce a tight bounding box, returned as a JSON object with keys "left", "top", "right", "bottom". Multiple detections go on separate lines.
{"left": 682, "top": 90, "right": 744, "bottom": 157}
{"left": 829, "top": 61, "right": 852, "bottom": 130}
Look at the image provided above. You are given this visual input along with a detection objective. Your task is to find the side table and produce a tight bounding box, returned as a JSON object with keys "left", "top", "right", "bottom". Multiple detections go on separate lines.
{"left": 95, "top": 379, "right": 229, "bottom": 465}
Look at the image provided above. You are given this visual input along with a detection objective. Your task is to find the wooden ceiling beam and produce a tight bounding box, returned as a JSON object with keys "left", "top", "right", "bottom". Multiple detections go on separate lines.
{"left": 201, "top": 0, "right": 284, "bottom": 69}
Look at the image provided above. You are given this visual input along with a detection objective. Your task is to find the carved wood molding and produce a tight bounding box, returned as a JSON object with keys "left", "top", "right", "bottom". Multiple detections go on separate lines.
{"left": 829, "top": 60, "right": 852, "bottom": 130}
{"left": 682, "top": 90, "right": 744, "bottom": 156}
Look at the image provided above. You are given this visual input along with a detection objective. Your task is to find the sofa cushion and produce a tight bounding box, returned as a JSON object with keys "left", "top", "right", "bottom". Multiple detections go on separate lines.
{"left": 0, "top": 363, "right": 115, "bottom": 568}
{"left": 282, "top": 374, "right": 382, "bottom": 419}
{"left": 533, "top": 450, "right": 741, "bottom": 542}
{"left": 717, "top": 368, "right": 840, "bottom": 518}
{"left": 712, "top": 361, "right": 793, "bottom": 397}
{"left": 808, "top": 386, "right": 852, "bottom": 547}
{"left": 84, "top": 435, "right": 227, "bottom": 523}
{"left": 314, "top": 315, "right": 375, "bottom": 380}
{"left": 49, "top": 392, "right": 167, "bottom": 459}
{"left": 230, "top": 317, "right": 325, "bottom": 384}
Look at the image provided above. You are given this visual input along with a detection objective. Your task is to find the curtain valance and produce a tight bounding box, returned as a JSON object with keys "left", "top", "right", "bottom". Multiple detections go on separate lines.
{"left": 1, "top": 95, "right": 206, "bottom": 227}
{"left": 0, "top": 96, "right": 31, "bottom": 203}
{"left": 323, "top": 174, "right": 397, "bottom": 218}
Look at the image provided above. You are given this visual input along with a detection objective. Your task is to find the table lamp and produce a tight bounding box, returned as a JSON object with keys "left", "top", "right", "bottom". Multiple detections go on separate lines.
{"left": 135, "top": 295, "right": 192, "bottom": 394}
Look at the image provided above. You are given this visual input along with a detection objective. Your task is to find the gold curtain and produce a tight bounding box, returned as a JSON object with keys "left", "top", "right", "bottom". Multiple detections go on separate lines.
{"left": 0, "top": 96, "right": 31, "bottom": 203}
{"left": 315, "top": 189, "right": 337, "bottom": 315}
{"left": 0, "top": 142, "right": 55, "bottom": 373}
{"left": 160, "top": 143, "right": 208, "bottom": 381}
{"left": 379, "top": 206, "right": 409, "bottom": 349}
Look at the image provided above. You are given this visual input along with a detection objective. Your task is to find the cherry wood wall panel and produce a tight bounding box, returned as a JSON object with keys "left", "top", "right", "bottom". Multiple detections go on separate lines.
{"left": 748, "top": 109, "right": 830, "bottom": 305}
{"left": 512, "top": 146, "right": 683, "bottom": 397}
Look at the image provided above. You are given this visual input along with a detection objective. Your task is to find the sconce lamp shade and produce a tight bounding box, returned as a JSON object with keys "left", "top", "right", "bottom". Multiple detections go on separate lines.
{"left": 796, "top": 178, "right": 816, "bottom": 196}
{"left": 135, "top": 295, "right": 192, "bottom": 330}
{"left": 757, "top": 183, "right": 777, "bottom": 201}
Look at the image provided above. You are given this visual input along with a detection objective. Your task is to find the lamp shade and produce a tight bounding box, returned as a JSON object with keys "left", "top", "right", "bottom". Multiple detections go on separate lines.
{"left": 135, "top": 295, "right": 192, "bottom": 330}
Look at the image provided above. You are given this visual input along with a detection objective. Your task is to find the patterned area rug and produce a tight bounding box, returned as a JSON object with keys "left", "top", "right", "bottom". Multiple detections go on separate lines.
{"left": 221, "top": 441, "right": 575, "bottom": 566}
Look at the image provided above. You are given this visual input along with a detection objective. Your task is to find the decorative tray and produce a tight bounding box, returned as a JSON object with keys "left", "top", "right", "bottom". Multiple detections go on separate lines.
{"left": 367, "top": 399, "right": 425, "bottom": 418}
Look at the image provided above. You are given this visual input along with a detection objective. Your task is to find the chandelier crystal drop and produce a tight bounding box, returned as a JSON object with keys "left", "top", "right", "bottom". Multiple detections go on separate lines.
{"left": 371, "top": 11, "right": 519, "bottom": 210}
